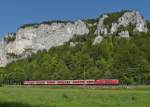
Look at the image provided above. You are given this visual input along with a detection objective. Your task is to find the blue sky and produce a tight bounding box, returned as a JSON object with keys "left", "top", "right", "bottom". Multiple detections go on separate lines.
{"left": 0, "top": 0, "right": 150, "bottom": 36}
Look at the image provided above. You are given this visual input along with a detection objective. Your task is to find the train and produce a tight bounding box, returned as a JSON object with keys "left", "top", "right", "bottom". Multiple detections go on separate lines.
{"left": 24, "top": 79, "right": 119, "bottom": 85}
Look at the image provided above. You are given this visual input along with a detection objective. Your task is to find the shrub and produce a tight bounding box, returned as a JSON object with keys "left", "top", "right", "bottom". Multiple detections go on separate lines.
{"left": 103, "top": 11, "right": 125, "bottom": 29}
{"left": 4, "top": 33, "right": 16, "bottom": 43}
{"left": 147, "top": 21, "right": 150, "bottom": 32}
{"left": 103, "top": 10, "right": 132, "bottom": 31}
{"left": 83, "top": 19, "right": 98, "bottom": 25}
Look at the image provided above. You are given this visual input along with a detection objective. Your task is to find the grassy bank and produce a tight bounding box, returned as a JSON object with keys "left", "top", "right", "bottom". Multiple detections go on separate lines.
{"left": 0, "top": 86, "right": 150, "bottom": 107}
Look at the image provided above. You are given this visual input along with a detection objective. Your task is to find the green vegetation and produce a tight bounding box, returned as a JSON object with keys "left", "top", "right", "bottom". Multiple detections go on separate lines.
{"left": 103, "top": 10, "right": 132, "bottom": 33}
{"left": 0, "top": 86, "right": 150, "bottom": 107}
{"left": 103, "top": 11, "right": 125, "bottom": 30}
{"left": 20, "top": 20, "right": 74, "bottom": 29}
{"left": 41, "top": 20, "right": 74, "bottom": 25}
{"left": 104, "top": 12, "right": 123, "bottom": 27}
{"left": 4, "top": 33, "right": 16, "bottom": 43}
{"left": 117, "top": 23, "right": 136, "bottom": 36}
{"left": 20, "top": 23, "right": 39, "bottom": 29}
{"left": 147, "top": 21, "right": 150, "bottom": 31}
{"left": 0, "top": 32, "right": 150, "bottom": 85}
{"left": 83, "top": 18, "right": 98, "bottom": 25}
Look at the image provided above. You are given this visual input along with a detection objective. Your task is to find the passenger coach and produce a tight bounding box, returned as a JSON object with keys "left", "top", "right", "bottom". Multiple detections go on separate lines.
{"left": 24, "top": 79, "right": 119, "bottom": 85}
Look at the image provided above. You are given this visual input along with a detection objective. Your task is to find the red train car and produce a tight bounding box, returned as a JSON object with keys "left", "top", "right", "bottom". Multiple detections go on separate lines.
{"left": 24, "top": 79, "right": 119, "bottom": 85}
{"left": 95, "top": 79, "right": 119, "bottom": 85}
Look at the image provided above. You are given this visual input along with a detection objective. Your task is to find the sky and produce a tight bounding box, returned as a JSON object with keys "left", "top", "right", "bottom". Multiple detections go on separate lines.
{"left": 0, "top": 0, "right": 150, "bottom": 36}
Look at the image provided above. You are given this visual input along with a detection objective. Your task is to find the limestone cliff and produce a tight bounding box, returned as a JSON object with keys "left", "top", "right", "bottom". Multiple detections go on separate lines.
{"left": 0, "top": 20, "right": 89, "bottom": 67}
{"left": 96, "top": 10, "right": 148, "bottom": 36}
{"left": 94, "top": 10, "right": 148, "bottom": 44}
{"left": 0, "top": 10, "right": 149, "bottom": 67}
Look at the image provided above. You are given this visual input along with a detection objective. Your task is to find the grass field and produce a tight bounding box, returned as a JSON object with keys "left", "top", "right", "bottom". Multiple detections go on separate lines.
{"left": 0, "top": 86, "right": 150, "bottom": 107}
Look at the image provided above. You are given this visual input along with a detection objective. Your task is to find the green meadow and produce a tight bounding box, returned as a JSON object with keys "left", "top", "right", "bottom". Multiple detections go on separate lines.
{"left": 0, "top": 86, "right": 150, "bottom": 107}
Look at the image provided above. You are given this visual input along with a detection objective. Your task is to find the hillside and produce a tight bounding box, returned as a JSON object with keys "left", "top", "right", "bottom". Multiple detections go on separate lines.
{"left": 0, "top": 10, "right": 150, "bottom": 85}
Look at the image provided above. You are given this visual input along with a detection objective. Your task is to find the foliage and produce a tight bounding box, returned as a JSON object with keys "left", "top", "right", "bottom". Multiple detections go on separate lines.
{"left": 147, "top": 20, "right": 150, "bottom": 32}
{"left": 103, "top": 10, "right": 125, "bottom": 30}
{"left": 117, "top": 23, "right": 136, "bottom": 35}
{"left": 103, "top": 10, "right": 133, "bottom": 33}
{"left": 20, "top": 23, "right": 39, "bottom": 29}
{"left": 83, "top": 18, "right": 98, "bottom": 25}
{"left": 20, "top": 20, "right": 74, "bottom": 29}
{"left": 4, "top": 33, "right": 16, "bottom": 43}
{"left": 1, "top": 32, "right": 150, "bottom": 85}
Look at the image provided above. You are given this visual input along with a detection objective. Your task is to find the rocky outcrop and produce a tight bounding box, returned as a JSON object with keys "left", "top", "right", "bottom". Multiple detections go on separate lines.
{"left": 96, "top": 15, "right": 108, "bottom": 35}
{"left": 96, "top": 10, "right": 148, "bottom": 37}
{"left": 93, "top": 35, "right": 103, "bottom": 45}
{"left": 0, "top": 40, "right": 7, "bottom": 67}
{"left": 7, "top": 20, "right": 89, "bottom": 55}
{"left": 0, "top": 20, "right": 89, "bottom": 67}
{"left": 118, "top": 31, "right": 130, "bottom": 38}
{"left": 118, "top": 11, "right": 147, "bottom": 33}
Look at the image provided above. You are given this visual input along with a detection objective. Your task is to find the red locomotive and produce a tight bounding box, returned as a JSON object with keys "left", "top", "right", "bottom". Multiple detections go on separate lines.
{"left": 24, "top": 79, "right": 119, "bottom": 85}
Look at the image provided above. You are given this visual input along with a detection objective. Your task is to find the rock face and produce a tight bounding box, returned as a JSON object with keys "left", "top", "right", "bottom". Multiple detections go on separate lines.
{"left": 118, "top": 12, "right": 138, "bottom": 27}
{"left": 0, "top": 40, "right": 7, "bottom": 67}
{"left": 0, "top": 20, "right": 89, "bottom": 67}
{"left": 118, "top": 11, "right": 147, "bottom": 33}
{"left": 96, "top": 15, "right": 108, "bottom": 35}
{"left": 0, "top": 10, "right": 149, "bottom": 67}
{"left": 96, "top": 10, "right": 148, "bottom": 37}
{"left": 118, "top": 31, "right": 130, "bottom": 38}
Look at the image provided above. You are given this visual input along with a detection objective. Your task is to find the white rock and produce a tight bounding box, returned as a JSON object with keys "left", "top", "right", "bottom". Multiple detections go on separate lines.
{"left": 96, "top": 10, "right": 148, "bottom": 36}
{"left": 93, "top": 35, "right": 103, "bottom": 45}
{"left": 74, "top": 20, "right": 89, "bottom": 35}
{"left": 118, "top": 11, "right": 147, "bottom": 33}
{"left": 70, "top": 42, "right": 78, "bottom": 47}
{"left": 111, "top": 23, "right": 118, "bottom": 34}
{"left": 0, "top": 40, "right": 7, "bottom": 67}
{"left": 0, "top": 20, "right": 89, "bottom": 67}
{"left": 118, "top": 31, "right": 130, "bottom": 38}
{"left": 96, "top": 15, "right": 108, "bottom": 35}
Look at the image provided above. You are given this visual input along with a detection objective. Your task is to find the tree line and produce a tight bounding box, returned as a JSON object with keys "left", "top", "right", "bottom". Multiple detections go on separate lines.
{"left": 0, "top": 31, "right": 150, "bottom": 85}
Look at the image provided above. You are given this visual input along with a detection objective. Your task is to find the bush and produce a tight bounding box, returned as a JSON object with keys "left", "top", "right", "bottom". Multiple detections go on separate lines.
{"left": 103, "top": 11, "right": 125, "bottom": 30}
{"left": 0, "top": 84, "right": 1, "bottom": 87}
{"left": 4, "top": 33, "right": 16, "bottom": 43}
{"left": 147, "top": 21, "right": 150, "bottom": 32}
